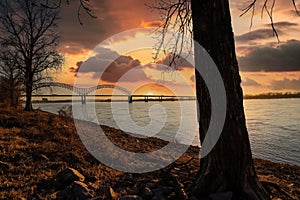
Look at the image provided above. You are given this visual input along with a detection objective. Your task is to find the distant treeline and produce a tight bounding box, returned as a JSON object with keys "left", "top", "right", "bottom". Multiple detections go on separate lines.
{"left": 244, "top": 92, "right": 300, "bottom": 99}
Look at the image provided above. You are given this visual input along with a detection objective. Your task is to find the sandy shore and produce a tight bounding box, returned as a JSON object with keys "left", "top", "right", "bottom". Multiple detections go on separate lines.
{"left": 0, "top": 108, "right": 299, "bottom": 199}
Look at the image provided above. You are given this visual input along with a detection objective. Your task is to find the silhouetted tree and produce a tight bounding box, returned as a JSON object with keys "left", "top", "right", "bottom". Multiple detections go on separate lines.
{"left": 151, "top": 0, "right": 299, "bottom": 199}
{"left": 0, "top": 51, "right": 22, "bottom": 107}
{"left": 0, "top": 0, "right": 64, "bottom": 111}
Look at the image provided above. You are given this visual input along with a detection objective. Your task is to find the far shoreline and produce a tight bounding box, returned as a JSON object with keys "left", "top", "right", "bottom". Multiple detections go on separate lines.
{"left": 30, "top": 96, "right": 300, "bottom": 103}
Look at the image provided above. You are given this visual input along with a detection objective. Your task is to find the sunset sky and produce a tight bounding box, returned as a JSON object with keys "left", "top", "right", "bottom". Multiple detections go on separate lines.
{"left": 51, "top": 0, "right": 300, "bottom": 95}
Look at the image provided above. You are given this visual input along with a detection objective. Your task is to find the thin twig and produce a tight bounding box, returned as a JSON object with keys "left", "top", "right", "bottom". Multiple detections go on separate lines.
{"left": 241, "top": 0, "right": 300, "bottom": 43}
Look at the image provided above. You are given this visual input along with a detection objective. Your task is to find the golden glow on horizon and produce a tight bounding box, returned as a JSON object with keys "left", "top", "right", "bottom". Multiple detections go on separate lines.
{"left": 134, "top": 83, "right": 176, "bottom": 96}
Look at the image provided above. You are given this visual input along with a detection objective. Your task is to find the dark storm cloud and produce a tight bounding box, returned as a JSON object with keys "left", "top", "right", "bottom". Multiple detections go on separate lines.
{"left": 58, "top": 1, "right": 122, "bottom": 52}
{"left": 271, "top": 78, "right": 300, "bottom": 90}
{"left": 58, "top": 0, "right": 159, "bottom": 53}
{"left": 154, "top": 53, "right": 194, "bottom": 71}
{"left": 69, "top": 61, "right": 82, "bottom": 73}
{"left": 235, "top": 29, "right": 283, "bottom": 42}
{"left": 241, "top": 78, "right": 261, "bottom": 87}
{"left": 94, "top": 56, "right": 146, "bottom": 82}
{"left": 70, "top": 47, "right": 149, "bottom": 83}
{"left": 238, "top": 40, "right": 300, "bottom": 72}
{"left": 235, "top": 21, "right": 299, "bottom": 43}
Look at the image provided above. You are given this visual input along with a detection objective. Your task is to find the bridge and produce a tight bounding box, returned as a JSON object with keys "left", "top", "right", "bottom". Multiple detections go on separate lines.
{"left": 36, "top": 82, "right": 132, "bottom": 104}
{"left": 31, "top": 82, "right": 195, "bottom": 104}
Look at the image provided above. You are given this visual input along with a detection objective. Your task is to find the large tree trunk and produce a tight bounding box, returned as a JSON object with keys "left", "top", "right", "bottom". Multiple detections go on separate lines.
{"left": 191, "top": 0, "right": 270, "bottom": 199}
{"left": 24, "top": 73, "right": 33, "bottom": 111}
{"left": 24, "top": 86, "right": 33, "bottom": 111}
{"left": 9, "top": 85, "right": 14, "bottom": 107}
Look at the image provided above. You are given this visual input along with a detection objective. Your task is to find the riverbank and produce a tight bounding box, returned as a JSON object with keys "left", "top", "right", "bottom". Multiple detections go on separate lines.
{"left": 0, "top": 108, "right": 299, "bottom": 199}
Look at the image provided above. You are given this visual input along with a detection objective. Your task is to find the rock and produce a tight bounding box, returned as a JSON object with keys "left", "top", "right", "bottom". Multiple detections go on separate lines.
{"left": 151, "top": 186, "right": 174, "bottom": 200}
{"left": 152, "top": 186, "right": 173, "bottom": 196}
{"left": 145, "top": 182, "right": 158, "bottom": 189}
{"left": 151, "top": 190, "right": 165, "bottom": 200}
{"left": 141, "top": 187, "right": 154, "bottom": 200}
{"left": 208, "top": 191, "right": 233, "bottom": 200}
{"left": 97, "top": 186, "right": 119, "bottom": 200}
{"left": 120, "top": 195, "right": 143, "bottom": 200}
{"left": 54, "top": 168, "right": 85, "bottom": 189}
{"left": 50, "top": 188, "right": 73, "bottom": 200}
{"left": 71, "top": 181, "right": 92, "bottom": 200}
{"left": 50, "top": 181, "right": 93, "bottom": 200}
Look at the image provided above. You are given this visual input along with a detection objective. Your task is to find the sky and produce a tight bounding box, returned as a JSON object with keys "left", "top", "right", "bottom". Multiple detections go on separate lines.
{"left": 52, "top": 0, "right": 300, "bottom": 95}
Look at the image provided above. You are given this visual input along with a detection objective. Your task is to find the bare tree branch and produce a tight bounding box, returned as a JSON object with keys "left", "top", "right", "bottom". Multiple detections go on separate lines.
{"left": 292, "top": 0, "right": 300, "bottom": 16}
{"left": 147, "top": 0, "right": 192, "bottom": 72}
{"left": 38, "top": 0, "right": 97, "bottom": 25}
{"left": 240, "top": 0, "right": 300, "bottom": 42}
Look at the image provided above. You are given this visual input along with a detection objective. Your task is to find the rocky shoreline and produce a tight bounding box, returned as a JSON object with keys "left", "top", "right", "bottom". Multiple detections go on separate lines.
{"left": 0, "top": 108, "right": 299, "bottom": 199}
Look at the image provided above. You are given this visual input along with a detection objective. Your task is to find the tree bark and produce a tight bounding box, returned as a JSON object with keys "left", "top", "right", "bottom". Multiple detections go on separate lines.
{"left": 24, "top": 87, "right": 33, "bottom": 111}
{"left": 9, "top": 84, "right": 14, "bottom": 107}
{"left": 191, "top": 0, "right": 270, "bottom": 199}
{"left": 24, "top": 72, "right": 33, "bottom": 111}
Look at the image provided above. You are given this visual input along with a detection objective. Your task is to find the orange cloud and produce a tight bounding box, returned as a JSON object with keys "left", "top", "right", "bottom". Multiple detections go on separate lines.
{"left": 140, "top": 20, "right": 163, "bottom": 28}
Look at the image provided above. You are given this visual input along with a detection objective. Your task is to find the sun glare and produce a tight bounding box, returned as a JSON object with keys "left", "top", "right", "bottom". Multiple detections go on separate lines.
{"left": 133, "top": 83, "right": 176, "bottom": 96}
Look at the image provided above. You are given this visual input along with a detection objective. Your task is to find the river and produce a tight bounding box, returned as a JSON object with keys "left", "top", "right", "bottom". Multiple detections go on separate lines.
{"left": 33, "top": 98, "right": 300, "bottom": 166}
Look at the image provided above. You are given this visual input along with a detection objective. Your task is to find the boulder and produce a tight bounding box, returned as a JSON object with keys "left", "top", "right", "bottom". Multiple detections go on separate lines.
{"left": 54, "top": 168, "right": 85, "bottom": 190}
{"left": 97, "top": 186, "right": 119, "bottom": 200}
{"left": 71, "top": 181, "right": 93, "bottom": 200}
{"left": 152, "top": 186, "right": 173, "bottom": 196}
{"left": 50, "top": 188, "right": 73, "bottom": 200}
{"left": 141, "top": 187, "right": 154, "bottom": 200}
{"left": 145, "top": 182, "right": 158, "bottom": 189}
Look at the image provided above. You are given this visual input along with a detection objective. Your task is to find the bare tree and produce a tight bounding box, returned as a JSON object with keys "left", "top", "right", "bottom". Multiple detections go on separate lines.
{"left": 0, "top": 0, "right": 64, "bottom": 111}
{"left": 150, "top": 0, "right": 299, "bottom": 199}
{"left": 0, "top": 51, "right": 22, "bottom": 107}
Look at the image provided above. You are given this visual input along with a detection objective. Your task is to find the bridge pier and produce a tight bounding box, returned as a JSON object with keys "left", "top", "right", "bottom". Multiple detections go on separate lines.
{"left": 159, "top": 95, "right": 163, "bottom": 102}
{"left": 128, "top": 95, "right": 132, "bottom": 103}
{"left": 81, "top": 95, "right": 86, "bottom": 104}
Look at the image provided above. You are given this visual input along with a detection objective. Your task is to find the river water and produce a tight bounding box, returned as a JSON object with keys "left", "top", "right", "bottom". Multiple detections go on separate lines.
{"left": 33, "top": 98, "right": 300, "bottom": 166}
